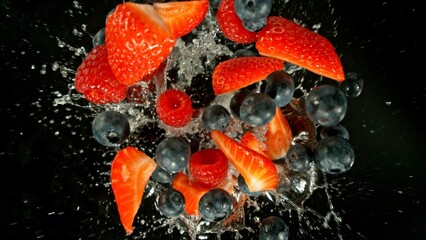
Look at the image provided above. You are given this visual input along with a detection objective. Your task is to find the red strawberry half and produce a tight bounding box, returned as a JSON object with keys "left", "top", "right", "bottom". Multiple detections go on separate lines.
{"left": 110, "top": 146, "right": 157, "bottom": 235}
{"left": 156, "top": 89, "right": 193, "bottom": 128}
{"left": 216, "top": 0, "right": 257, "bottom": 44}
{"left": 210, "top": 130, "right": 278, "bottom": 192}
{"left": 154, "top": 0, "right": 209, "bottom": 38}
{"left": 172, "top": 172, "right": 209, "bottom": 215}
{"left": 240, "top": 131, "right": 267, "bottom": 157}
{"left": 265, "top": 107, "right": 293, "bottom": 160}
{"left": 212, "top": 56, "right": 284, "bottom": 95}
{"left": 106, "top": 2, "right": 176, "bottom": 86}
{"left": 256, "top": 16, "right": 345, "bottom": 81}
{"left": 74, "top": 45, "right": 127, "bottom": 104}
{"left": 189, "top": 148, "right": 229, "bottom": 188}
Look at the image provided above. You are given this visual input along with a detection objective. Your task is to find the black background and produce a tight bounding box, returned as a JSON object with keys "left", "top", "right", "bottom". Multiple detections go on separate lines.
{"left": 1, "top": 0, "right": 425, "bottom": 239}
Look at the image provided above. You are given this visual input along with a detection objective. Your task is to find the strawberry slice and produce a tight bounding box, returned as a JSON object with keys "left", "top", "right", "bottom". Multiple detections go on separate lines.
{"left": 189, "top": 148, "right": 229, "bottom": 188}
{"left": 212, "top": 56, "right": 284, "bottom": 95}
{"left": 172, "top": 172, "right": 209, "bottom": 216}
{"left": 240, "top": 132, "right": 267, "bottom": 157}
{"left": 210, "top": 130, "right": 278, "bottom": 192}
{"left": 106, "top": 3, "right": 176, "bottom": 86}
{"left": 265, "top": 107, "right": 293, "bottom": 160}
{"left": 216, "top": 0, "right": 257, "bottom": 44}
{"left": 74, "top": 45, "right": 127, "bottom": 104}
{"left": 153, "top": 0, "right": 209, "bottom": 38}
{"left": 256, "top": 16, "right": 345, "bottom": 81}
{"left": 110, "top": 146, "right": 157, "bottom": 235}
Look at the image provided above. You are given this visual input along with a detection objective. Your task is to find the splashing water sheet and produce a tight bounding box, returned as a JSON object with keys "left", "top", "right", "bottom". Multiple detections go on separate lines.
{"left": 1, "top": 0, "right": 425, "bottom": 240}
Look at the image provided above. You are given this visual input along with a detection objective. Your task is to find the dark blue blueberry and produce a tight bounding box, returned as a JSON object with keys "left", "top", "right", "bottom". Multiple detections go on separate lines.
{"left": 304, "top": 85, "right": 347, "bottom": 127}
{"left": 319, "top": 124, "right": 350, "bottom": 140}
{"left": 151, "top": 166, "right": 178, "bottom": 184}
{"left": 157, "top": 189, "right": 185, "bottom": 218}
{"left": 285, "top": 143, "right": 313, "bottom": 172}
{"left": 231, "top": 49, "right": 257, "bottom": 58}
{"left": 314, "top": 136, "right": 355, "bottom": 174}
{"left": 198, "top": 188, "right": 234, "bottom": 222}
{"left": 240, "top": 92, "right": 276, "bottom": 126}
{"left": 155, "top": 137, "right": 191, "bottom": 173}
{"left": 92, "top": 111, "right": 130, "bottom": 147}
{"left": 92, "top": 28, "right": 105, "bottom": 47}
{"left": 230, "top": 90, "right": 252, "bottom": 120}
{"left": 234, "top": 0, "right": 272, "bottom": 32}
{"left": 201, "top": 104, "right": 231, "bottom": 132}
{"left": 259, "top": 216, "right": 289, "bottom": 240}
{"left": 264, "top": 71, "right": 295, "bottom": 107}
{"left": 339, "top": 72, "right": 364, "bottom": 98}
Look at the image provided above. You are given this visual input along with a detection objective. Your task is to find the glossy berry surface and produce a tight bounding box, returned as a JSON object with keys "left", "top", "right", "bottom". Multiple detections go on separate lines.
{"left": 304, "top": 85, "right": 347, "bottom": 127}
{"left": 339, "top": 72, "right": 364, "bottom": 98}
{"left": 259, "top": 216, "right": 289, "bottom": 240}
{"left": 231, "top": 49, "right": 257, "bottom": 58}
{"left": 92, "top": 111, "right": 130, "bottom": 147}
{"left": 151, "top": 165, "right": 178, "bottom": 184}
{"left": 155, "top": 137, "right": 191, "bottom": 173}
{"left": 201, "top": 105, "right": 231, "bottom": 132}
{"left": 229, "top": 90, "right": 252, "bottom": 120}
{"left": 264, "top": 71, "right": 295, "bottom": 107}
{"left": 156, "top": 89, "right": 193, "bottom": 128}
{"left": 240, "top": 92, "right": 276, "bottom": 126}
{"left": 157, "top": 189, "right": 185, "bottom": 218}
{"left": 189, "top": 148, "right": 229, "bottom": 188}
{"left": 319, "top": 124, "right": 350, "bottom": 140}
{"left": 198, "top": 188, "right": 234, "bottom": 222}
{"left": 92, "top": 28, "right": 105, "bottom": 47}
{"left": 285, "top": 143, "right": 313, "bottom": 172}
{"left": 314, "top": 136, "right": 355, "bottom": 174}
{"left": 234, "top": 0, "right": 271, "bottom": 32}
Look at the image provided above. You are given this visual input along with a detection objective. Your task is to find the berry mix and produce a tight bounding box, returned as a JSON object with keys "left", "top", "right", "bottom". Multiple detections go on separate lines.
{"left": 73, "top": 0, "right": 364, "bottom": 239}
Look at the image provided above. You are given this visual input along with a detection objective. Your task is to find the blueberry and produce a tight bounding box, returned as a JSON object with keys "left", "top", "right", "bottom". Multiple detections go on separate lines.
{"left": 92, "top": 111, "right": 130, "bottom": 147}
{"left": 201, "top": 104, "right": 231, "bottom": 132}
{"left": 198, "top": 188, "right": 234, "bottom": 222}
{"left": 241, "top": 18, "right": 267, "bottom": 32}
{"left": 304, "top": 85, "right": 347, "bottom": 127}
{"left": 231, "top": 49, "right": 257, "bottom": 58}
{"left": 339, "top": 72, "right": 364, "bottom": 98}
{"left": 240, "top": 92, "right": 276, "bottom": 126}
{"left": 319, "top": 124, "right": 350, "bottom": 140}
{"left": 314, "top": 136, "right": 355, "bottom": 174}
{"left": 259, "top": 216, "right": 289, "bottom": 240}
{"left": 285, "top": 143, "right": 313, "bottom": 172}
{"left": 237, "top": 174, "right": 261, "bottom": 196}
{"left": 157, "top": 189, "right": 185, "bottom": 218}
{"left": 155, "top": 137, "right": 191, "bottom": 173}
{"left": 151, "top": 165, "right": 178, "bottom": 184}
{"left": 92, "top": 28, "right": 105, "bottom": 47}
{"left": 264, "top": 71, "right": 295, "bottom": 107}
{"left": 234, "top": 0, "right": 272, "bottom": 32}
{"left": 230, "top": 90, "right": 252, "bottom": 120}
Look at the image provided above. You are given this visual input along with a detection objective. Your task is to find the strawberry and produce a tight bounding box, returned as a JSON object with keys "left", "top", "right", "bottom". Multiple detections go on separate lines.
{"left": 189, "top": 148, "right": 229, "bottom": 188}
{"left": 256, "top": 16, "right": 345, "bottom": 81}
{"left": 265, "top": 107, "right": 293, "bottom": 160}
{"left": 172, "top": 172, "right": 209, "bottom": 215}
{"left": 216, "top": 0, "right": 257, "bottom": 44}
{"left": 110, "top": 146, "right": 157, "bottom": 235}
{"left": 212, "top": 56, "right": 284, "bottom": 95}
{"left": 153, "top": 0, "right": 209, "bottom": 38}
{"left": 74, "top": 45, "right": 127, "bottom": 104}
{"left": 210, "top": 130, "right": 278, "bottom": 192}
{"left": 106, "top": 3, "right": 176, "bottom": 86}
{"left": 156, "top": 89, "right": 194, "bottom": 127}
{"left": 240, "top": 131, "right": 267, "bottom": 157}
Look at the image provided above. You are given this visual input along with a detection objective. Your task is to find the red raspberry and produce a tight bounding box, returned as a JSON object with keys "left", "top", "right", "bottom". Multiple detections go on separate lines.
{"left": 156, "top": 89, "right": 193, "bottom": 127}
{"left": 189, "top": 148, "right": 228, "bottom": 188}
{"left": 74, "top": 45, "right": 127, "bottom": 104}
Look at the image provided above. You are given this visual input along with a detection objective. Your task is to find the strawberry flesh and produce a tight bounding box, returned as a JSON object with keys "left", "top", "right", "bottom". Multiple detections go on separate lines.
{"left": 212, "top": 56, "right": 284, "bottom": 95}
{"left": 256, "top": 16, "right": 345, "bottom": 81}
{"left": 110, "top": 146, "right": 157, "bottom": 235}
{"left": 240, "top": 131, "right": 267, "bottom": 157}
{"left": 210, "top": 130, "right": 278, "bottom": 192}
{"left": 265, "top": 107, "right": 293, "bottom": 160}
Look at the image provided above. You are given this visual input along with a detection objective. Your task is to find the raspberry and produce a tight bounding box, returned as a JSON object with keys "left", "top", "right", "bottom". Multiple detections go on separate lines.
{"left": 189, "top": 148, "right": 228, "bottom": 188}
{"left": 156, "top": 89, "right": 193, "bottom": 128}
